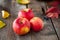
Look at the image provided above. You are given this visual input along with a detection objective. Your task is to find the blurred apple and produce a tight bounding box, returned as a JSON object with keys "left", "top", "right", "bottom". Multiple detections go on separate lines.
{"left": 30, "top": 17, "right": 44, "bottom": 32}
{"left": 13, "top": 18, "right": 30, "bottom": 35}
{"left": 18, "top": 8, "right": 34, "bottom": 20}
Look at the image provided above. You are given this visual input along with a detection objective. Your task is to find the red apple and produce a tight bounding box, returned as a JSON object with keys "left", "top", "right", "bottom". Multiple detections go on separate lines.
{"left": 18, "top": 8, "right": 34, "bottom": 20}
{"left": 13, "top": 18, "right": 30, "bottom": 35}
{"left": 30, "top": 17, "right": 44, "bottom": 32}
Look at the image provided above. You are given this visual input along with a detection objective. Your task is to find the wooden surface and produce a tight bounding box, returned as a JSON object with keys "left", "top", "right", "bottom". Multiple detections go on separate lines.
{"left": 52, "top": 18, "right": 60, "bottom": 40}
{"left": 0, "top": 0, "right": 60, "bottom": 40}
{"left": 28, "top": 0, "right": 58, "bottom": 40}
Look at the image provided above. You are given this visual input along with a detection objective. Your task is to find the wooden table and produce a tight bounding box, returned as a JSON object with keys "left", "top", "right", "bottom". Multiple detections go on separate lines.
{"left": 0, "top": 0, "right": 60, "bottom": 40}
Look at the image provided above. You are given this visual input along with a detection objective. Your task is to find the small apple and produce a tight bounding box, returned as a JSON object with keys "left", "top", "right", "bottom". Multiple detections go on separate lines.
{"left": 13, "top": 18, "right": 30, "bottom": 35}
{"left": 18, "top": 8, "right": 34, "bottom": 20}
{"left": 30, "top": 17, "right": 44, "bottom": 32}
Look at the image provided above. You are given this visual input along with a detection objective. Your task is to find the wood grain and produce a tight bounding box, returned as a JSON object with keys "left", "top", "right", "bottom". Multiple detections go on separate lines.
{"left": 52, "top": 18, "right": 60, "bottom": 40}
{"left": 0, "top": 0, "right": 31, "bottom": 40}
{"left": 46, "top": 2, "right": 60, "bottom": 40}
{"left": 0, "top": 0, "right": 59, "bottom": 40}
{"left": 28, "top": 0, "right": 58, "bottom": 40}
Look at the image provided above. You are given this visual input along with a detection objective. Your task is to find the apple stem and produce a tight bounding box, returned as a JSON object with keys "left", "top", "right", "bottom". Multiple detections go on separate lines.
{"left": 19, "top": 21, "right": 23, "bottom": 24}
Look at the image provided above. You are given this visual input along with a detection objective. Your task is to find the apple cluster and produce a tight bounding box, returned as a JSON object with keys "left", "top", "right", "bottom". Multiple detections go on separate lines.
{"left": 13, "top": 8, "right": 44, "bottom": 35}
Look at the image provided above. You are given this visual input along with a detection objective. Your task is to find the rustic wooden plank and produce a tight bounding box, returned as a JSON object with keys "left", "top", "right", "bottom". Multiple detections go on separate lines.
{"left": 51, "top": 18, "right": 60, "bottom": 40}
{"left": 0, "top": 0, "right": 31, "bottom": 40}
{"left": 11, "top": 0, "right": 31, "bottom": 40}
{"left": 0, "top": 0, "right": 15, "bottom": 40}
{"left": 45, "top": 2, "right": 60, "bottom": 40}
{"left": 28, "top": 0, "right": 58, "bottom": 40}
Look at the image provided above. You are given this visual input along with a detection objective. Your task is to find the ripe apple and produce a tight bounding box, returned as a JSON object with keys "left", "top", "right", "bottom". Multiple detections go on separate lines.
{"left": 13, "top": 18, "right": 30, "bottom": 35}
{"left": 18, "top": 8, "right": 34, "bottom": 20}
{"left": 30, "top": 17, "right": 44, "bottom": 32}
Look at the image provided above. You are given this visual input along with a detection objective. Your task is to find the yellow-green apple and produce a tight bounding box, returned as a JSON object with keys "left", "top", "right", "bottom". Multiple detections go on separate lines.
{"left": 18, "top": 8, "right": 34, "bottom": 20}
{"left": 30, "top": 17, "right": 44, "bottom": 32}
{"left": 13, "top": 17, "right": 30, "bottom": 35}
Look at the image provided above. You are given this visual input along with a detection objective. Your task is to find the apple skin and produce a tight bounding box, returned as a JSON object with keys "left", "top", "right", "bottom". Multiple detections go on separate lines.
{"left": 30, "top": 17, "right": 44, "bottom": 32}
{"left": 13, "top": 18, "right": 30, "bottom": 35}
{"left": 18, "top": 8, "right": 34, "bottom": 20}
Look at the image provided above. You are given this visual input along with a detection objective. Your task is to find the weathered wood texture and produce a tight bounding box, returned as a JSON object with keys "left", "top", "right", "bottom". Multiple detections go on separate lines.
{"left": 0, "top": 0, "right": 31, "bottom": 40}
{"left": 28, "top": 0, "right": 58, "bottom": 40}
{"left": 52, "top": 18, "right": 60, "bottom": 40}
{"left": 46, "top": 2, "right": 60, "bottom": 40}
{"left": 0, "top": 0, "right": 59, "bottom": 40}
